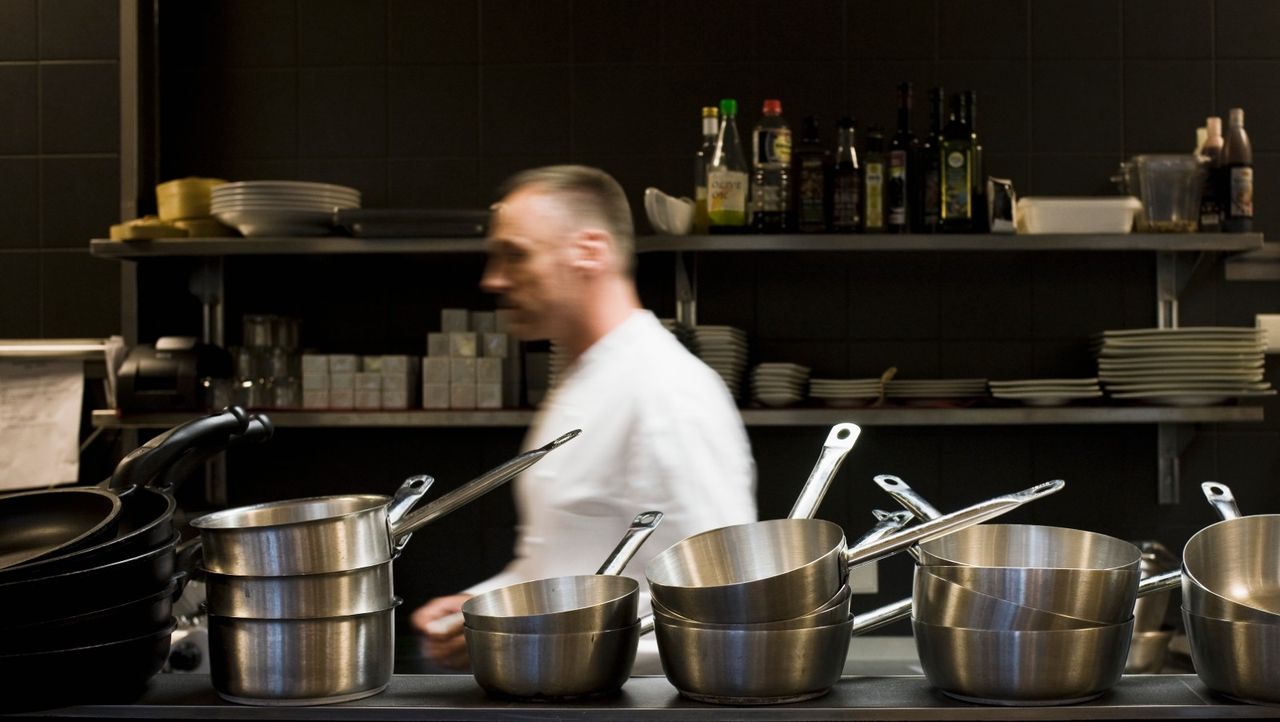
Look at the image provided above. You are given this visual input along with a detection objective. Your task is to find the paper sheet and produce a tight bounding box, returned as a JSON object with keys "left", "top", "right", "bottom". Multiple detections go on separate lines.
{"left": 0, "top": 359, "right": 84, "bottom": 491}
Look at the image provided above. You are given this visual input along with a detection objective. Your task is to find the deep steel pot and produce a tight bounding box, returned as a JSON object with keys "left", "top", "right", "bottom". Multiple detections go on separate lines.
{"left": 913, "top": 568, "right": 1102, "bottom": 631}
{"left": 1183, "top": 607, "right": 1280, "bottom": 705}
{"left": 1183, "top": 482, "right": 1280, "bottom": 623}
{"left": 921, "top": 565, "right": 1141, "bottom": 625}
{"left": 464, "top": 621, "right": 640, "bottom": 700}
{"left": 208, "top": 602, "right": 399, "bottom": 706}
{"left": 205, "top": 561, "right": 395, "bottom": 619}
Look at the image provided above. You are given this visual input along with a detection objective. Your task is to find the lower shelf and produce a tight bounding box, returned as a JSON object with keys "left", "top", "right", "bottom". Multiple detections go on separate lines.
{"left": 91, "top": 405, "right": 1265, "bottom": 429}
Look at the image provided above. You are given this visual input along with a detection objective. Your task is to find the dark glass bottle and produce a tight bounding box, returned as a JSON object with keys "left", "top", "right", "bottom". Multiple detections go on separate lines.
{"left": 794, "top": 116, "right": 832, "bottom": 233}
{"left": 887, "top": 82, "right": 916, "bottom": 234}
{"left": 917, "top": 86, "right": 944, "bottom": 233}
{"left": 862, "top": 126, "right": 887, "bottom": 233}
{"left": 831, "top": 117, "right": 861, "bottom": 233}
{"left": 964, "top": 90, "right": 987, "bottom": 232}
{"left": 939, "top": 94, "right": 974, "bottom": 233}
{"left": 1222, "top": 107, "right": 1253, "bottom": 232}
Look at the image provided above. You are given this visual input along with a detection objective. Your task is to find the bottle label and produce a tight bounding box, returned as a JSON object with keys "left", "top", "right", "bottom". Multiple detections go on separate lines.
{"left": 798, "top": 160, "right": 826, "bottom": 227}
{"left": 755, "top": 128, "right": 792, "bottom": 165}
{"left": 1230, "top": 166, "right": 1253, "bottom": 219}
{"left": 707, "top": 169, "right": 748, "bottom": 225}
{"left": 865, "top": 162, "right": 885, "bottom": 229}
{"left": 888, "top": 150, "right": 908, "bottom": 226}
{"left": 941, "top": 145, "right": 971, "bottom": 221}
{"left": 832, "top": 173, "right": 861, "bottom": 229}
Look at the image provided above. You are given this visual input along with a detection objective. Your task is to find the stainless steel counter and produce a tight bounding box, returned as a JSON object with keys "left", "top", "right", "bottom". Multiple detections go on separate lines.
{"left": 5, "top": 674, "right": 1275, "bottom": 720}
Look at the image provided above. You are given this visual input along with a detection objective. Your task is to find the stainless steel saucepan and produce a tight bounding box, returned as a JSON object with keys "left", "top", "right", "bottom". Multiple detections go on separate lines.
{"left": 192, "top": 429, "right": 580, "bottom": 576}
{"left": 203, "top": 476, "right": 433, "bottom": 619}
{"left": 1182, "top": 608, "right": 1280, "bottom": 705}
{"left": 1183, "top": 482, "right": 1280, "bottom": 622}
{"left": 646, "top": 480, "right": 1065, "bottom": 624}
{"left": 462, "top": 511, "right": 663, "bottom": 634}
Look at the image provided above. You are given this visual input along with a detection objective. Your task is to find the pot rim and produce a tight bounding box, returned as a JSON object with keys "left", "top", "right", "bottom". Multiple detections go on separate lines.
{"left": 190, "top": 493, "right": 393, "bottom": 531}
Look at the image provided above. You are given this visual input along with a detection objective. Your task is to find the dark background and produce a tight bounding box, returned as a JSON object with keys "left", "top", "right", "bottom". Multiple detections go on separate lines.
{"left": 2, "top": 0, "right": 1279, "bottom": 639}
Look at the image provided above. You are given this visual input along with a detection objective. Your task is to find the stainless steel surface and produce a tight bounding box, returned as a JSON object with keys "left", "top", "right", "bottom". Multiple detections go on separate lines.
{"left": 1126, "top": 628, "right": 1175, "bottom": 674}
{"left": 854, "top": 510, "right": 914, "bottom": 549}
{"left": 91, "top": 405, "right": 1268, "bottom": 429}
{"left": 923, "top": 565, "right": 1140, "bottom": 624}
{"left": 646, "top": 481, "right": 1064, "bottom": 624}
{"left": 1183, "top": 608, "right": 1280, "bottom": 705}
{"left": 464, "top": 621, "right": 639, "bottom": 700}
{"left": 208, "top": 604, "right": 397, "bottom": 706}
{"left": 912, "top": 616, "right": 1134, "bottom": 706}
{"left": 204, "top": 561, "right": 394, "bottom": 618}
{"left": 851, "top": 598, "right": 914, "bottom": 636}
{"left": 873, "top": 475, "right": 942, "bottom": 521}
{"left": 650, "top": 584, "right": 852, "bottom": 631}
{"left": 916, "top": 523, "right": 1142, "bottom": 571}
{"left": 913, "top": 568, "right": 1101, "bottom": 631}
{"left": 788, "top": 424, "right": 861, "bottom": 520}
{"left": 654, "top": 617, "right": 854, "bottom": 704}
{"left": 1202, "top": 481, "right": 1243, "bottom": 521}
{"left": 387, "top": 475, "right": 434, "bottom": 553}
{"left": 461, "top": 511, "right": 662, "bottom": 634}
{"left": 1133, "top": 541, "right": 1179, "bottom": 632}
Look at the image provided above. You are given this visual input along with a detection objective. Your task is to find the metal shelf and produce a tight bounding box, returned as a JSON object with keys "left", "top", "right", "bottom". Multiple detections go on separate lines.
{"left": 639, "top": 232, "right": 1265, "bottom": 253}
{"left": 89, "top": 236, "right": 488, "bottom": 258}
{"left": 88, "top": 233, "right": 1266, "bottom": 259}
{"left": 92, "top": 405, "right": 1263, "bottom": 430}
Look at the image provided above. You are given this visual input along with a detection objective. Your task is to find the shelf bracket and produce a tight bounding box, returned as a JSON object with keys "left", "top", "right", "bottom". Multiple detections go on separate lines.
{"left": 1156, "top": 251, "right": 1179, "bottom": 329}
{"left": 1157, "top": 423, "right": 1192, "bottom": 505}
{"left": 675, "top": 251, "right": 697, "bottom": 326}
{"left": 189, "top": 257, "right": 225, "bottom": 346}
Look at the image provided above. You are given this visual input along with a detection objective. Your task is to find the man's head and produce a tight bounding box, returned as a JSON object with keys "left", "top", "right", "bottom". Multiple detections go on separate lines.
{"left": 481, "top": 165, "right": 636, "bottom": 342}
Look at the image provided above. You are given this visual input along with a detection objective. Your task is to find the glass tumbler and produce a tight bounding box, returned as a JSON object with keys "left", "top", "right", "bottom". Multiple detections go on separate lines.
{"left": 1136, "top": 154, "right": 1203, "bottom": 232}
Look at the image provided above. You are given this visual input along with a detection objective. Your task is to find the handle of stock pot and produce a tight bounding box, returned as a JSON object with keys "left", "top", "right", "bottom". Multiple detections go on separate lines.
{"left": 1201, "top": 481, "right": 1242, "bottom": 521}
{"left": 850, "top": 597, "right": 914, "bottom": 637}
{"left": 849, "top": 510, "right": 915, "bottom": 552}
{"left": 788, "top": 423, "right": 862, "bottom": 520}
{"left": 1137, "top": 568, "right": 1182, "bottom": 597}
{"left": 842, "top": 480, "right": 1066, "bottom": 568}
{"left": 596, "top": 511, "right": 664, "bottom": 576}
{"left": 874, "top": 474, "right": 944, "bottom": 563}
{"left": 389, "top": 475, "right": 435, "bottom": 553}
{"left": 390, "top": 429, "right": 581, "bottom": 541}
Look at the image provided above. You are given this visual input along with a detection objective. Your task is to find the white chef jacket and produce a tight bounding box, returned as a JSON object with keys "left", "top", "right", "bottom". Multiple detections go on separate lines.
{"left": 465, "top": 310, "right": 757, "bottom": 611}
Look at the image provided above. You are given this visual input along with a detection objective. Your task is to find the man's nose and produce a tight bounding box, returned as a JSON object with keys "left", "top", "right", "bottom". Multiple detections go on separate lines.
{"left": 480, "top": 259, "right": 507, "bottom": 293}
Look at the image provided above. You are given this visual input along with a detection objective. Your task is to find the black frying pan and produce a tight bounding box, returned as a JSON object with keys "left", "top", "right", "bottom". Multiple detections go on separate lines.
{"left": 0, "top": 408, "right": 270, "bottom": 582}
{"left": 0, "top": 487, "right": 122, "bottom": 569}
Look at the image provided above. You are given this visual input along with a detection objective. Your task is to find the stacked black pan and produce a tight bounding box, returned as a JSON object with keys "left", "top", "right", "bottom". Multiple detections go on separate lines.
{"left": 0, "top": 407, "right": 272, "bottom": 710}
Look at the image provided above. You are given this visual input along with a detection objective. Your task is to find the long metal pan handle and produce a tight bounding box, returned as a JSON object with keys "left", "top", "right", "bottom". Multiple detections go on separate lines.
{"left": 851, "top": 597, "right": 913, "bottom": 636}
{"left": 596, "top": 511, "right": 664, "bottom": 576}
{"left": 789, "top": 423, "right": 861, "bottom": 520}
{"left": 874, "top": 474, "right": 943, "bottom": 521}
{"left": 1138, "top": 569, "right": 1182, "bottom": 596}
{"left": 842, "top": 479, "right": 1066, "bottom": 568}
{"left": 389, "top": 475, "right": 435, "bottom": 553}
{"left": 390, "top": 429, "right": 581, "bottom": 540}
{"left": 849, "top": 510, "right": 914, "bottom": 552}
{"left": 1201, "top": 481, "right": 1242, "bottom": 521}
{"left": 874, "top": 474, "right": 942, "bottom": 563}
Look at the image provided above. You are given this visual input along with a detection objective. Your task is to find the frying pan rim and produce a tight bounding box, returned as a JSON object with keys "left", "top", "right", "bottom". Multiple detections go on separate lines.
{"left": 462, "top": 574, "right": 639, "bottom": 620}
{"left": 0, "top": 486, "right": 123, "bottom": 569}
{"left": 916, "top": 523, "right": 1142, "bottom": 570}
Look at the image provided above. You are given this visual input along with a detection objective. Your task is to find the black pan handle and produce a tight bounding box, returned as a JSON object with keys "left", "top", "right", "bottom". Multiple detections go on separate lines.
{"left": 108, "top": 407, "right": 252, "bottom": 490}
{"left": 150, "top": 413, "right": 274, "bottom": 493}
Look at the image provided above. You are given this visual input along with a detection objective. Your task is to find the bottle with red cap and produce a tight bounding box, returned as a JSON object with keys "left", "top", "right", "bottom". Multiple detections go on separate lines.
{"left": 750, "top": 98, "right": 792, "bottom": 232}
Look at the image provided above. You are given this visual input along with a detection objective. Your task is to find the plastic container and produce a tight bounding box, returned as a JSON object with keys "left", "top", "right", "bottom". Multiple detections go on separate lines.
{"left": 1016, "top": 197, "right": 1142, "bottom": 234}
{"left": 1136, "top": 154, "right": 1203, "bottom": 233}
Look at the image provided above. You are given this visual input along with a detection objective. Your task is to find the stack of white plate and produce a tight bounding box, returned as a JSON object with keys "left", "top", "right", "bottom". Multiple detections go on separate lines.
{"left": 809, "top": 378, "right": 883, "bottom": 407}
{"left": 751, "top": 363, "right": 810, "bottom": 407}
{"left": 548, "top": 341, "right": 570, "bottom": 389}
{"left": 694, "top": 326, "right": 748, "bottom": 400}
{"left": 210, "top": 181, "right": 361, "bottom": 237}
{"left": 885, "top": 379, "right": 988, "bottom": 402}
{"left": 988, "top": 378, "right": 1103, "bottom": 406}
{"left": 1094, "top": 327, "right": 1275, "bottom": 406}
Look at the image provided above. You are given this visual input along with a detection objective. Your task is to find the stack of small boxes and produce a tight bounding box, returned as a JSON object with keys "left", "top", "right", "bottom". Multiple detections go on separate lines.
{"left": 302, "top": 353, "right": 419, "bottom": 410}
{"left": 423, "top": 308, "right": 519, "bottom": 409}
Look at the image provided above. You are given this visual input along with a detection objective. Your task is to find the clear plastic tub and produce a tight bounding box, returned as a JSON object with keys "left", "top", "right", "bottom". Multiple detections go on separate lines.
{"left": 1016, "top": 197, "right": 1143, "bottom": 234}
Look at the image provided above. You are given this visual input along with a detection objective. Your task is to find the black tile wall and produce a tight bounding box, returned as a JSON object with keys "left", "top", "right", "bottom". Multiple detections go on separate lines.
{"left": 0, "top": 159, "right": 38, "bottom": 249}
{"left": 40, "top": 63, "right": 119, "bottom": 154}
{"left": 0, "top": 65, "right": 38, "bottom": 155}
{"left": 7, "top": 0, "right": 1280, "bottom": 623}
{"left": 0, "top": 0, "right": 37, "bottom": 60}
{"left": 39, "top": 0, "right": 118, "bottom": 59}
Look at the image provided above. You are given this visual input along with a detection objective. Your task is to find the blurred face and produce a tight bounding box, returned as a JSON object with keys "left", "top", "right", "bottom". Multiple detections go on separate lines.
{"left": 480, "top": 188, "right": 579, "bottom": 341}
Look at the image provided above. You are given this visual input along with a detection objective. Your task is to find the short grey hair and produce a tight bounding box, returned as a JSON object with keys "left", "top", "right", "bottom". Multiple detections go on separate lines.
{"left": 495, "top": 165, "right": 635, "bottom": 274}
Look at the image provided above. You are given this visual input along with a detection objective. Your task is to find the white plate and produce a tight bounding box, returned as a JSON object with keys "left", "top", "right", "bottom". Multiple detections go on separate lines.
{"left": 993, "top": 390, "right": 1103, "bottom": 399}
{"left": 810, "top": 391, "right": 880, "bottom": 399}
{"left": 886, "top": 391, "right": 988, "bottom": 398}
{"left": 988, "top": 378, "right": 1099, "bottom": 388}
{"left": 1101, "top": 327, "right": 1263, "bottom": 338}
{"left": 210, "top": 189, "right": 361, "bottom": 203}
{"left": 754, "top": 362, "right": 811, "bottom": 372}
{"left": 1098, "top": 357, "right": 1265, "bottom": 369}
{"left": 1098, "top": 367, "right": 1264, "bottom": 379}
{"left": 991, "top": 385, "right": 1101, "bottom": 394}
{"left": 1103, "top": 381, "right": 1273, "bottom": 392}
{"left": 215, "top": 180, "right": 361, "bottom": 195}
{"left": 1098, "top": 346, "right": 1266, "bottom": 358}
{"left": 212, "top": 209, "right": 335, "bottom": 237}
{"left": 1108, "top": 389, "right": 1277, "bottom": 405}
{"left": 755, "top": 393, "right": 802, "bottom": 407}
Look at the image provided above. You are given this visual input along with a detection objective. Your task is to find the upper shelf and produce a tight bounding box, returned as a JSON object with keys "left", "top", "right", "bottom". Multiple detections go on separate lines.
{"left": 89, "top": 233, "right": 1265, "bottom": 259}
{"left": 91, "top": 405, "right": 1264, "bottom": 429}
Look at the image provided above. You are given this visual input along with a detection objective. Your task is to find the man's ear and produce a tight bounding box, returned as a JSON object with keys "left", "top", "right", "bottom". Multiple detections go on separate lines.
{"left": 570, "top": 228, "right": 613, "bottom": 274}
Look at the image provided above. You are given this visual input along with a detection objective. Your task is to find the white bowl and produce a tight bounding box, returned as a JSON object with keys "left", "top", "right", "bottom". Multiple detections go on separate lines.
{"left": 644, "top": 187, "right": 695, "bottom": 235}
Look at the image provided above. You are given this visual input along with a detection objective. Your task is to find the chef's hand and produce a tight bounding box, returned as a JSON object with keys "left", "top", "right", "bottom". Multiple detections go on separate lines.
{"left": 411, "top": 594, "right": 472, "bottom": 670}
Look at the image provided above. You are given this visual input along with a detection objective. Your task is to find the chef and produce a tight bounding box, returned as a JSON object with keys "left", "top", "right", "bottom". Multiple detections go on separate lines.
{"left": 410, "top": 165, "right": 757, "bottom": 669}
